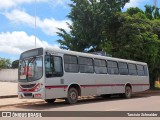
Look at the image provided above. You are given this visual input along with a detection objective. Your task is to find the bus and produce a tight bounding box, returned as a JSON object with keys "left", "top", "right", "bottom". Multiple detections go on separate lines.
{"left": 18, "top": 47, "right": 150, "bottom": 104}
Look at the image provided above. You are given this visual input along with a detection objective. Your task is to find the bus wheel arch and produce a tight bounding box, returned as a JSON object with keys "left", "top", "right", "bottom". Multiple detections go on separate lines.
{"left": 123, "top": 83, "right": 132, "bottom": 99}
{"left": 67, "top": 84, "right": 81, "bottom": 96}
{"left": 66, "top": 84, "right": 81, "bottom": 104}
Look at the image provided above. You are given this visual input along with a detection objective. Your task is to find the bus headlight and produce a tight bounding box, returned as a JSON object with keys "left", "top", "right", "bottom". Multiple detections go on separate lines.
{"left": 35, "top": 83, "right": 43, "bottom": 92}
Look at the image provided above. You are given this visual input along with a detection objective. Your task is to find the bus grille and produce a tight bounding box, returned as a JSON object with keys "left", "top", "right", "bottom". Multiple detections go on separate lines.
{"left": 24, "top": 93, "right": 32, "bottom": 96}
{"left": 20, "top": 84, "right": 36, "bottom": 88}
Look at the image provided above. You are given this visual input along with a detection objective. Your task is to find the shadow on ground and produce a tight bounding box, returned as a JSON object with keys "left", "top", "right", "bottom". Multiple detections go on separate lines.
{"left": 12, "top": 90, "right": 160, "bottom": 111}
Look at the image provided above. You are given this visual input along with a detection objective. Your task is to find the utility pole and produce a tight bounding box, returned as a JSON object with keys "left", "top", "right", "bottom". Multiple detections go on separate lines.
{"left": 34, "top": 0, "right": 37, "bottom": 48}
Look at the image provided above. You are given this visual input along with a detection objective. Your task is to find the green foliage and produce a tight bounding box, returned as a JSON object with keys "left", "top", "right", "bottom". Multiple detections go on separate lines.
{"left": 57, "top": 0, "right": 129, "bottom": 51}
{"left": 103, "top": 9, "right": 160, "bottom": 86}
{"left": 107, "top": 12, "right": 159, "bottom": 69}
{"left": 12, "top": 60, "right": 19, "bottom": 69}
{"left": 0, "top": 58, "right": 11, "bottom": 69}
{"left": 127, "top": 7, "right": 144, "bottom": 16}
{"left": 154, "top": 8, "right": 160, "bottom": 19}
{"left": 152, "top": 19, "right": 160, "bottom": 39}
{"left": 145, "top": 5, "right": 160, "bottom": 19}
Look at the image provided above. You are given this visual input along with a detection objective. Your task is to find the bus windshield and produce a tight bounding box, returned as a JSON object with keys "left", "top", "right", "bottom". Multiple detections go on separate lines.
{"left": 19, "top": 56, "right": 43, "bottom": 82}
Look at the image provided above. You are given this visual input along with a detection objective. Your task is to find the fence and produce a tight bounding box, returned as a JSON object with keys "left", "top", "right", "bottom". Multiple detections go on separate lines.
{"left": 0, "top": 69, "right": 18, "bottom": 82}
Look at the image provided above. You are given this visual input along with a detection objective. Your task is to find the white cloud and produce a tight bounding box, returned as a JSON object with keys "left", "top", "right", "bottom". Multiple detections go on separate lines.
{"left": 48, "top": 0, "right": 71, "bottom": 9}
{"left": 0, "top": 0, "right": 48, "bottom": 10}
{"left": 124, "top": 0, "right": 150, "bottom": 9}
{"left": 0, "top": 31, "right": 59, "bottom": 55}
{"left": 4, "top": 9, "right": 71, "bottom": 36}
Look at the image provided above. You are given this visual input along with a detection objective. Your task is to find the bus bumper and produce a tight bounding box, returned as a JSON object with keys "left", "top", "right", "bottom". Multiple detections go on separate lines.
{"left": 18, "top": 90, "right": 45, "bottom": 99}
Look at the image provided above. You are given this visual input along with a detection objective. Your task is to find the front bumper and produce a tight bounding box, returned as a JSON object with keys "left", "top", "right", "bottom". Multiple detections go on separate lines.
{"left": 18, "top": 90, "right": 45, "bottom": 99}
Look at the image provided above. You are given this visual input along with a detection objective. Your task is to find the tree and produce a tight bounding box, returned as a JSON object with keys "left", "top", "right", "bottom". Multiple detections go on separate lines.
{"left": 12, "top": 60, "right": 19, "bottom": 69}
{"left": 103, "top": 11, "right": 160, "bottom": 88}
{"left": 57, "top": 0, "right": 129, "bottom": 52}
{"left": 145, "top": 5, "right": 160, "bottom": 19}
{"left": 0, "top": 58, "right": 11, "bottom": 69}
{"left": 127, "top": 7, "right": 144, "bottom": 16}
{"left": 154, "top": 8, "right": 160, "bottom": 19}
{"left": 152, "top": 19, "right": 160, "bottom": 39}
{"left": 145, "top": 5, "right": 154, "bottom": 19}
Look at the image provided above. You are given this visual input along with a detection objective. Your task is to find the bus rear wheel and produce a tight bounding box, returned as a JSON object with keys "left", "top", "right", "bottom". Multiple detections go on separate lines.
{"left": 66, "top": 88, "right": 78, "bottom": 104}
{"left": 45, "top": 99, "right": 55, "bottom": 104}
{"left": 123, "top": 86, "right": 132, "bottom": 99}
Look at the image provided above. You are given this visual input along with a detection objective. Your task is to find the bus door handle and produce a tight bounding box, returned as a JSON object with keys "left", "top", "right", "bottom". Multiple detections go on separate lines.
{"left": 60, "top": 79, "right": 64, "bottom": 84}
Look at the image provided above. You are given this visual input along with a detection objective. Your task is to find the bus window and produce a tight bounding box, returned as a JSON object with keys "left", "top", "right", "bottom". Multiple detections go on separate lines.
{"left": 19, "top": 60, "right": 27, "bottom": 80}
{"left": 94, "top": 59, "right": 107, "bottom": 74}
{"left": 28, "top": 57, "right": 43, "bottom": 80}
{"left": 19, "top": 57, "right": 43, "bottom": 81}
{"left": 64, "top": 55, "right": 78, "bottom": 73}
{"left": 45, "top": 55, "right": 63, "bottom": 77}
{"left": 118, "top": 62, "right": 128, "bottom": 75}
{"left": 128, "top": 63, "right": 137, "bottom": 75}
{"left": 144, "top": 65, "right": 148, "bottom": 76}
{"left": 137, "top": 64, "right": 145, "bottom": 76}
{"left": 78, "top": 57, "right": 94, "bottom": 73}
{"left": 107, "top": 61, "right": 119, "bottom": 74}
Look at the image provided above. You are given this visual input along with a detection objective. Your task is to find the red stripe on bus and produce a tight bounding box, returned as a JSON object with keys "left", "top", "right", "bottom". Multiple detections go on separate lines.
{"left": 132, "top": 84, "right": 150, "bottom": 86}
{"left": 45, "top": 86, "right": 67, "bottom": 89}
{"left": 80, "top": 84, "right": 125, "bottom": 87}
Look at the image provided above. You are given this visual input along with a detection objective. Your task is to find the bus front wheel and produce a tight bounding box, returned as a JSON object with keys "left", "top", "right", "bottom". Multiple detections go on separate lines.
{"left": 45, "top": 99, "right": 55, "bottom": 104}
{"left": 66, "top": 88, "right": 78, "bottom": 104}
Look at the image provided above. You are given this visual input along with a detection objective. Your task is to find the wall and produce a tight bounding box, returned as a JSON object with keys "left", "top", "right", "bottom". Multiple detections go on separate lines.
{"left": 0, "top": 69, "right": 18, "bottom": 82}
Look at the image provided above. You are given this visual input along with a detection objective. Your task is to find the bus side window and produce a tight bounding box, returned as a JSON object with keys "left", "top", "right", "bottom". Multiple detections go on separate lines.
{"left": 53, "top": 56, "right": 63, "bottom": 76}
{"left": 94, "top": 59, "right": 107, "bottom": 74}
{"left": 45, "top": 55, "right": 63, "bottom": 77}
{"left": 78, "top": 57, "right": 94, "bottom": 73}
{"left": 128, "top": 63, "right": 137, "bottom": 75}
{"left": 137, "top": 64, "right": 145, "bottom": 76}
{"left": 64, "top": 54, "right": 78, "bottom": 73}
{"left": 107, "top": 61, "right": 119, "bottom": 74}
{"left": 118, "top": 62, "right": 128, "bottom": 75}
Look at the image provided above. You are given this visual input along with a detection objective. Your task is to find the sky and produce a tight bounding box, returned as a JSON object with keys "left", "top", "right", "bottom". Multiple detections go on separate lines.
{"left": 0, "top": 0, "right": 157, "bottom": 61}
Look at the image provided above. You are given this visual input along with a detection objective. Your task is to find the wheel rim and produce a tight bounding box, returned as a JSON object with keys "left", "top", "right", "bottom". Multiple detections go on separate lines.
{"left": 69, "top": 91, "right": 77, "bottom": 101}
{"left": 126, "top": 87, "right": 131, "bottom": 97}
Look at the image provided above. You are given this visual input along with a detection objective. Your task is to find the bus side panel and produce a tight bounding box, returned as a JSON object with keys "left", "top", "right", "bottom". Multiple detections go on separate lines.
{"left": 95, "top": 74, "right": 118, "bottom": 95}
{"left": 65, "top": 73, "right": 97, "bottom": 96}
{"left": 131, "top": 76, "right": 150, "bottom": 92}
{"left": 95, "top": 74, "right": 149, "bottom": 95}
{"left": 45, "top": 77, "right": 67, "bottom": 99}
{"left": 45, "top": 88, "right": 67, "bottom": 99}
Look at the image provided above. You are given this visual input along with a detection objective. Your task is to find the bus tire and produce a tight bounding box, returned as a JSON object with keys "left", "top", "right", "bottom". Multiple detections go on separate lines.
{"left": 123, "top": 86, "right": 132, "bottom": 99}
{"left": 45, "top": 99, "right": 55, "bottom": 103}
{"left": 66, "top": 88, "right": 78, "bottom": 104}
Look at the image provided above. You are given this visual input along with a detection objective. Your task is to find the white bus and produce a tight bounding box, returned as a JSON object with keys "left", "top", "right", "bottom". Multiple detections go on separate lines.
{"left": 18, "top": 47, "right": 150, "bottom": 104}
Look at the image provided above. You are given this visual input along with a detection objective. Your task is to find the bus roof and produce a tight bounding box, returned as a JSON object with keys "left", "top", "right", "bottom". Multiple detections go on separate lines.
{"left": 43, "top": 47, "right": 147, "bottom": 65}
